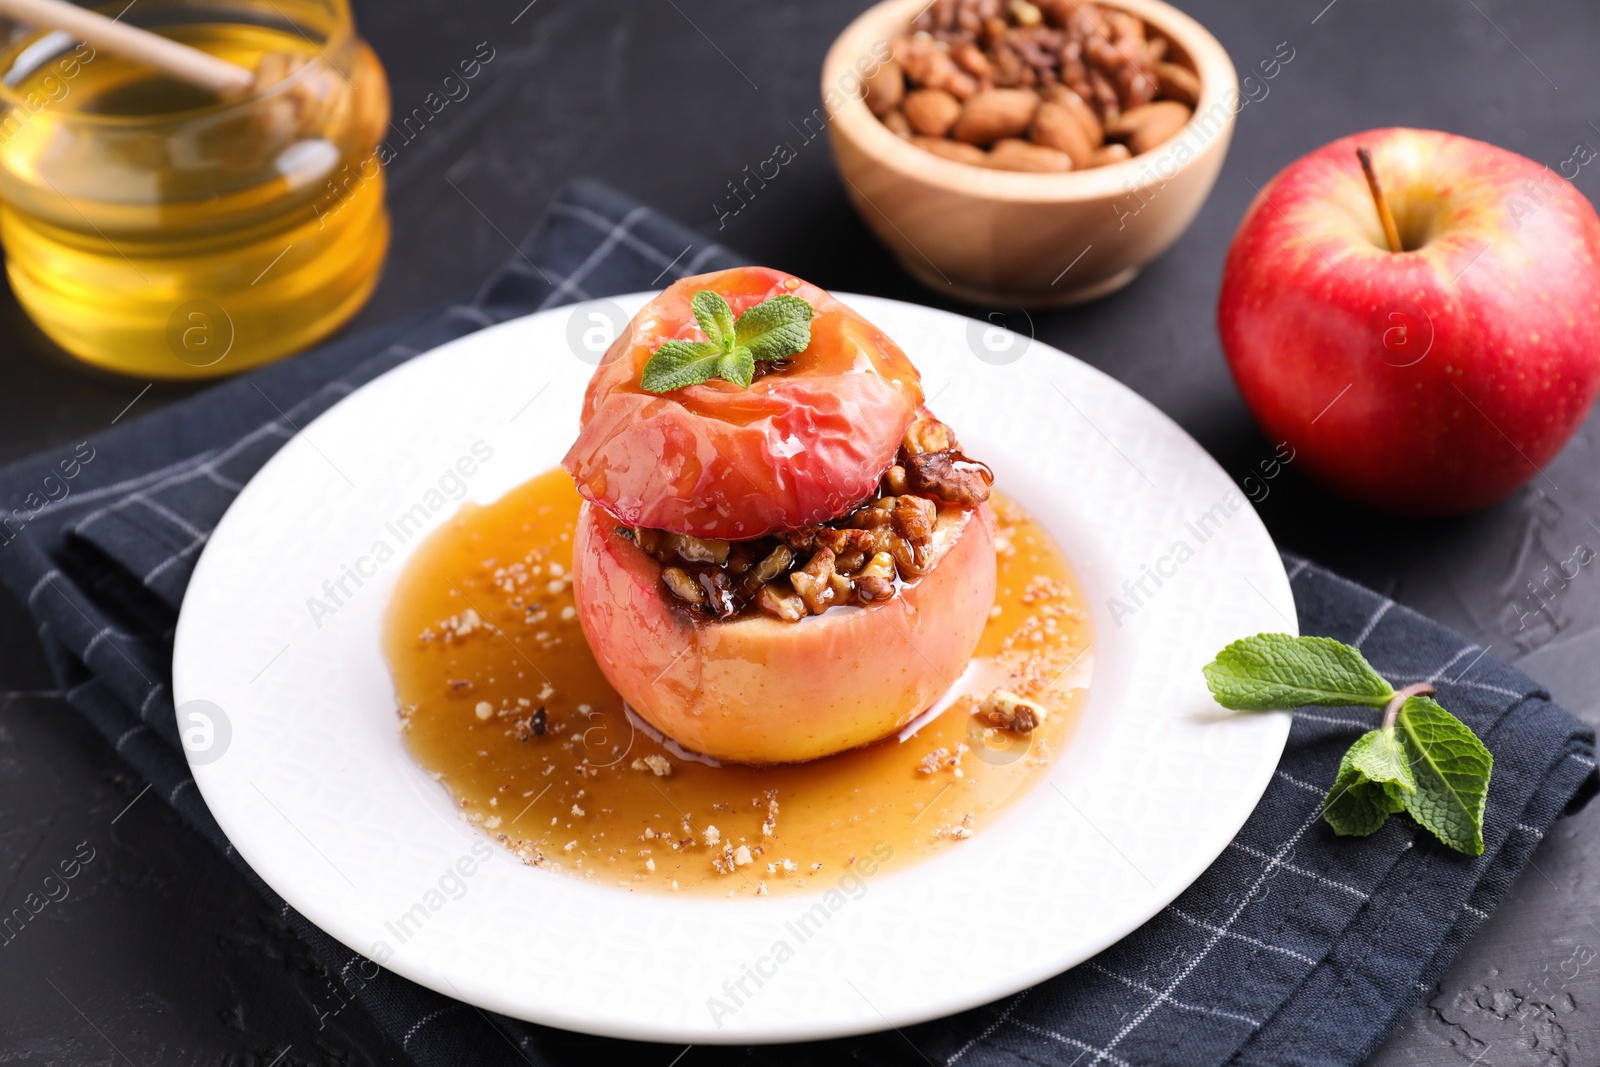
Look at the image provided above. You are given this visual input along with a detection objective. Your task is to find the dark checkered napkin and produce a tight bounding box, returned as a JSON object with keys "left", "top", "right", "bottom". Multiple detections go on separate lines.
{"left": 0, "top": 180, "right": 1591, "bottom": 1067}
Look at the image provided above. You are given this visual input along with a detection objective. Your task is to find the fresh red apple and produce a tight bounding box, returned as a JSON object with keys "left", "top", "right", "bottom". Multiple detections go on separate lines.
{"left": 1218, "top": 127, "right": 1600, "bottom": 515}
{"left": 572, "top": 499, "right": 996, "bottom": 765}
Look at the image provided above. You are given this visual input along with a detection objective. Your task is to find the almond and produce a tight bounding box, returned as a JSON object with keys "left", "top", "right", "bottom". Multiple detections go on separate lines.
{"left": 1106, "top": 11, "right": 1145, "bottom": 46}
{"left": 986, "top": 138, "right": 1073, "bottom": 172}
{"left": 1030, "top": 100, "right": 1095, "bottom": 167}
{"left": 1105, "top": 100, "right": 1190, "bottom": 154}
{"left": 881, "top": 108, "right": 912, "bottom": 138}
{"left": 951, "top": 41, "right": 992, "bottom": 80}
{"left": 1129, "top": 104, "right": 1192, "bottom": 154}
{"left": 1041, "top": 84, "right": 1104, "bottom": 147}
{"left": 910, "top": 135, "right": 989, "bottom": 166}
{"left": 1103, "top": 99, "right": 1182, "bottom": 138}
{"left": 903, "top": 88, "right": 963, "bottom": 137}
{"left": 951, "top": 88, "right": 1039, "bottom": 146}
{"left": 1154, "top": 62, "right": 1199, "bottom": 107}
{"left": 863, "top": 60, "right": 905, "bottom": 117}
{"left": 895, "top": 37, "right": 979, "bottom": 99}
{"left": 1087, "top": 142, "right": 1132, "bottom": 167}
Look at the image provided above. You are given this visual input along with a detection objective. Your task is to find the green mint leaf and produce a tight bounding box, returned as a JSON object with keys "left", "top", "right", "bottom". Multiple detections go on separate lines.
{"left": 1202, "top": 633, "right": 1394, "bottom": 711}
{"left": 1323, "top": 727, "right": 1412, "bottom": 837}
{"left": 1204, "top": 632, "right": 1495, "bottom": 857}
{"left": 691, "top": 289, "right": 735, "bottom": 351}
{"left": 1348, "top": 724, "right": 1416, "bottom": 790}
{"left": 640, "top": 291, "right": 816, "bottom": 392}
{"left": 715, "top": 348, "right": 755, "bottom": 389}
{"left": 639, "top": 339, "right": 730, "bottom": 393}
{"left": 1394, "top": 695, "right": 1493, "bottom": 855}
{"left": 733, "top": 293, "right": 814, "bottom": 363}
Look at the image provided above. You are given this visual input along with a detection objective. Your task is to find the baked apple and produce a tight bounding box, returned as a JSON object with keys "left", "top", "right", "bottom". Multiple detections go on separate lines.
{"left": 564, "top": 268, "right": 997, "bottom": 764}
{"left": 563, "top": 267, "right": 923, "bottom": 540}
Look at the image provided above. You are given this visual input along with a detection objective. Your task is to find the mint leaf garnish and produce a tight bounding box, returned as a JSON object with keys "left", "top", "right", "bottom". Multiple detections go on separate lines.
{"left": 732, "top": 293, "right": 813, "bottom": 363}
{"left": 1203, "top": 633, "right": 1394, "bottom": 711}
{"left": 640, "top": 339, "right": 733, "bottom": 393}
{"left": 1393, "top": 695, "right": 1492, "bottom": 855}
{"left": 715, "top": 348, "right": 755, "bottom": 389}
{"left": 691, "top": 288, "right": 733, "bottom": 349}
{"left": 1202, "top": 633, "right": 1494, "bottom": 855}
{"left": 640, "top": 289, "right": 814, "bottom": 393}
{"left": 1323, "top": 727, "right": 1412, "bottom": 837}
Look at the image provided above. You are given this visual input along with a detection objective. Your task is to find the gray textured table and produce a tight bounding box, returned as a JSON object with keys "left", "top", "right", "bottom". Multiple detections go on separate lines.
{"left": 1, "top": 0, "right": 1596, "bottom": 1063}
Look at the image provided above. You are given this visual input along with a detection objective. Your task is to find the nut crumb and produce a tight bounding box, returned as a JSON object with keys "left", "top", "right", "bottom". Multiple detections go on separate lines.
{"left": 760, "top": 790, "right": 779, "bottom": 838}
{"left": 977, "top": 689, "right": 1048, "bottom": 733}
{"left": 917, "top": 743, "right": 969, "bottom": 774}
{"left": 510, "top": 706, "right": 546, "bottom": 741}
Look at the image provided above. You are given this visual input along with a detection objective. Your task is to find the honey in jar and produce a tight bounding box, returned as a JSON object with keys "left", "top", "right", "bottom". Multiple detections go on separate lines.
{"left": 0, "top": 1, "right": 390, "bottom": 378}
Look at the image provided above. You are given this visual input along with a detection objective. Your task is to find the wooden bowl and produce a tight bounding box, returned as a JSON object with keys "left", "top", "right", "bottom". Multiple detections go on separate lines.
{"left": 822, "top": 0, "right": 1238, "bottom": 307}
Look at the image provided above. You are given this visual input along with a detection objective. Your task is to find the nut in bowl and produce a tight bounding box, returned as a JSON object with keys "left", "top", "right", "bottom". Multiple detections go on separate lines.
{"left": 824, "top": 0, "right": 1238, "bottom": 306}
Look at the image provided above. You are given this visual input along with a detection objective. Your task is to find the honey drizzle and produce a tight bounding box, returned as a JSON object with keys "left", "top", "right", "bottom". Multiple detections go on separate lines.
{"left": 384, "top": 469, "right": 1092, "bottom": 897}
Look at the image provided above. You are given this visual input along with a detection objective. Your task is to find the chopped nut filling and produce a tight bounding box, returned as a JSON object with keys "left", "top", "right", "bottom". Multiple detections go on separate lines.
{"left": 626, "top": 416, "right": 993, "bottom": 622}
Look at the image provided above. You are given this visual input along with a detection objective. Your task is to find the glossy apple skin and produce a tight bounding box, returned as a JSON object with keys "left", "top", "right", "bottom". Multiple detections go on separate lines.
{"left": 563, "top": 267, "right": 924, "bottom": 540}
{"left": 1219, "top": 128, "right": 1600, "bottom": 515}
{"left": 572, "top": 501, "right": 997, "bottom": 765}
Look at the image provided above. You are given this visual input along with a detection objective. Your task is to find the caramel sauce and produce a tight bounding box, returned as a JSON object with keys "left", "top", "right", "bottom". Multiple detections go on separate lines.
{"left": 384, "top": 469, "right": 1092, "bottom": 896}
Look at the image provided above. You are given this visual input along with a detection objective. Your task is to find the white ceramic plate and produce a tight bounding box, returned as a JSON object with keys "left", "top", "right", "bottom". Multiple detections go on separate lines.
{"left": 174, "top": 293, "right": 1295, "bottom": 1044}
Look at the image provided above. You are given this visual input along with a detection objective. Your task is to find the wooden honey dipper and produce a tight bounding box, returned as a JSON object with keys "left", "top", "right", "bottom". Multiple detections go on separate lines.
{"left": 0, "top": 0, "right": 359, "bottom": 178}
{"left": 0, "top": 0, "right": 317, "bottom": 98}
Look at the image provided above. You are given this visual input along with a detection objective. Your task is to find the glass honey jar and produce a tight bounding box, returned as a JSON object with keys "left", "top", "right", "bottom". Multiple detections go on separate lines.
{"left": 0, "top": 0, "right": 391, "bottom": 378}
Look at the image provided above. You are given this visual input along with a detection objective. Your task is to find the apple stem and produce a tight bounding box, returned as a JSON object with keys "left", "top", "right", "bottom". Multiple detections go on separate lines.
{"left": 1357, "top": 146, "right": 1404, "bottom": 253}
{"left": 1382, "top": 682, "right": 1435, "bottom": 729}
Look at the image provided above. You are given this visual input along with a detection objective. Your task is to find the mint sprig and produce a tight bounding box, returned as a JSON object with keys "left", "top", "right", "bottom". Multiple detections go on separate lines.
{"left": 1203, "top": 633, "right": 1493, "bottom": 855}
{"left": 640, "top": 290, "right": 814, "bottom": 393}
